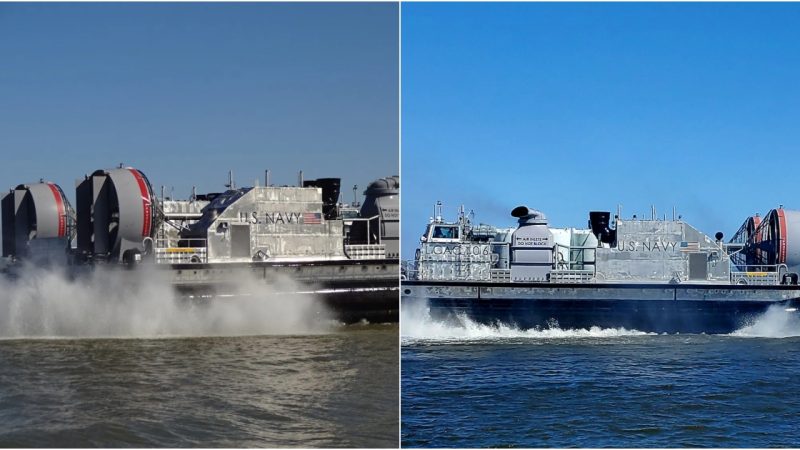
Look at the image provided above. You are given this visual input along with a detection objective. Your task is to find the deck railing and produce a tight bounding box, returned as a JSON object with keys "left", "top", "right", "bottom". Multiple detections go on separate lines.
{"left": 154, "top": 238, "right": 208, "bottom": 264}
{"left": 345, "top": 244, "right": 386, "bottom": 260}
{"left": 729, "top": 264, "right": 788, "bottom": 286}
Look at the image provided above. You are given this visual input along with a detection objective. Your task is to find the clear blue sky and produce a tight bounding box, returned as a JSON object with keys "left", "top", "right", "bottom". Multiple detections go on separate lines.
{"left": 402, "top": 3, "right": 800, "bottom": 258}
{"left": 0, "top": 3, "right": 398, "bottom": 205}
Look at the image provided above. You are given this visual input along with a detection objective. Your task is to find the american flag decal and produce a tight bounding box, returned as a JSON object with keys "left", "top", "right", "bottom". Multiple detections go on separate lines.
{"left": 303, "top": 212, "right": 322, "bottom": 224}
{"left": 680, "top": 241, "right": 700, "bottom": 252}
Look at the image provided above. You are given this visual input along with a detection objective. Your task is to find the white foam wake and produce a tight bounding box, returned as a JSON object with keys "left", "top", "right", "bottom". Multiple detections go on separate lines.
{"left": 0, "top": 264, "right": 332, "bottom": 339}
{"left": 730, "top": 304, "right": 800, "bottom": 338}
{"left": 401, "top": 299, "right": 651, "bottom": 344}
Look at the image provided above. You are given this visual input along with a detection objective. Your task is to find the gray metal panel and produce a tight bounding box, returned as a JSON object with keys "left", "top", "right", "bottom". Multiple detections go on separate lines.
{"left": 106, "top": 168, "right": 150, "bottom": 243}
{"left": 1, "top": 192, "right": 14, "bottom": 256}
{"left": 480, "top": 286, "right": 675, "bottom": 301}
{"left": 92, "top": 174, "right": 110, "bottom": 255}
{"left": 230, "top": 224, "right": 251, "bottom": 258}
{"left": 688, "top": 252, "right": 708, "bottom": 280}
{"left": 513, "top": 249, "right": 552, "bottom": 264}
{"left": 168, "top": 260, "right": 398, "bottom": 287}
{"left": 357, "top": 176, "right": 399, "bottom": 258}
{"left": 416, "top": 242, "right": 494, "bottom": 281}
{"left": 510, "top": 213, "right": 552, "bottom": 281}
{"left": 26, "top": 183, "right": 62, "bottom": 239}
{"left": 195, "top": 187, "right": 346, "bottom": 261}
{"left": 373, "top": 193, "right": 399, "bottom": 258}
{"left": 75, "top": 177, "right": 93, "bottom": 255}
{"left": 12, "top": 190, "right": 31, "bottom": 256}
{"left": 782, "top": 209, "right": 800, "bottom": 273}
{"left": 596, "top": 219, "right": 687, "bottom": 282}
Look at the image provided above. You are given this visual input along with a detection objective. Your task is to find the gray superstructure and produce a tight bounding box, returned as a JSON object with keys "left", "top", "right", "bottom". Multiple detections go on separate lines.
{"left": 2, "top": 166, "right": 400, "bottom": 324}
{"left": 403, "top": 202, "right": 800, "bottom": 333}
{"left": 178, "top": 186, "right": 347, "bottom": 263}
{"left": 406, "top": 203, "right": 787, "bottom": 286}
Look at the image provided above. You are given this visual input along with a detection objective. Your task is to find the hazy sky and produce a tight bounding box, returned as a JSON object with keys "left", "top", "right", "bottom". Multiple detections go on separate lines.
{"left": 0, "top": 2, "right": 398, "bottom": 205}
{"left": 402, "top": 3, "right": 800, "bottom": 258}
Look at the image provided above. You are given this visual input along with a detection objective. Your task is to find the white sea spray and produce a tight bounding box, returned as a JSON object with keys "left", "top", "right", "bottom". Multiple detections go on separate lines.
{"left": 401, "top": 298, "right": 652, "bottom": 344}
{"left": 730, "top": 304, "right": 800, "bottom": 338}
{"left": 0, "top": 264, "right": 331, "bottom": 339}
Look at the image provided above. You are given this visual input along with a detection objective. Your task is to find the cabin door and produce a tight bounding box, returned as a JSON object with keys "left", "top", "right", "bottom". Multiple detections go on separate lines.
{"left": 230, "top": 224, "right": 251, "bottom": 258}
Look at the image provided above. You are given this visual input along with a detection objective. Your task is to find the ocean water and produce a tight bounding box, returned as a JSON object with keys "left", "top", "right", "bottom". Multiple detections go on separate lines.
{"left": 0, "top": 267, "right": 397, "bottom": 447}
{"left": 401, "top": 302, "right": 800, "bottom": 448}
{"left": 0, "top": 324, "right": 398, "bottom": 447}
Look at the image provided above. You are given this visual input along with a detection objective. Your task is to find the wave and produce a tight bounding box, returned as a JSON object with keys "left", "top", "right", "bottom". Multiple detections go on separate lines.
{"left": 401, "top": 298, "right": 800, "bottom": 342}
{"left": 0, "top": 264, "right": 331, "bottom": 339}
{"left": 730, "top": 304, "right": 800, "bottom": 338}
{"left": 401, "top": 299, "right": 652, "bottom": 344}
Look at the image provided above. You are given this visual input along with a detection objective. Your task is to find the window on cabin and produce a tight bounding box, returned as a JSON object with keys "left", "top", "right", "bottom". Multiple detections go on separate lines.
{"left": 432, "top": 226, "right": 459, "bottom": 239}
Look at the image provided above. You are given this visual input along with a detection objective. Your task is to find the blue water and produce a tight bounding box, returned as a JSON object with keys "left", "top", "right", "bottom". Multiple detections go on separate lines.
{"left": 401, "top": 303, "right": 800, "bottom": 447}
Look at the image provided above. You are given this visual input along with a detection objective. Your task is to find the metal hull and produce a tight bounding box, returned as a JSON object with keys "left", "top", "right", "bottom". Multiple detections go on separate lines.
{"left": 2, "top": 258, "right": 399, "bottom": 325}
{"left": 320, "top": 287, "right": 398, "bottom": 324}
{"left": 403, "top": 281, "right": 800, "bottom": 334}
{"left": 167, "top": 258, "right": 398, "bottom": 324}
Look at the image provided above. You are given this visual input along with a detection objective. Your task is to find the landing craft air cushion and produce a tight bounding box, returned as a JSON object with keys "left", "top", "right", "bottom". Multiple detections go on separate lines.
{"left": 402, "top": 202, "right": 800, "bottom": 334}
{"left": 2, "top": 166, "right": 399, "bottom": 324}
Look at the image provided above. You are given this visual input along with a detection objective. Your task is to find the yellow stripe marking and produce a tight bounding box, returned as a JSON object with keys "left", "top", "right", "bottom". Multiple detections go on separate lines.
{"left": 165, "top": 248, "right": 198, "bottom": 253}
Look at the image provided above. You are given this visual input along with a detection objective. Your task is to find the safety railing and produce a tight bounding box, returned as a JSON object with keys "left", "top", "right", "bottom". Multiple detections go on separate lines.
{"left": 550, "top": 269, "right": 596, "bottom": 283}
{"left": 345, "top": 244, "right": 386, "bottom": 260}
{"left": 407, "top": 259, "right": 495, "bottom": 282}
{"left": 554, "top": 243, "right": 597, "bottom": 272}
{"left": 345, "top": 215, "right": 382, "bottom": 245}
{"left": 402, "top": 259, "right": 597, "bottom": 283}
{"left": 729, "top": 264, "right": 787, "bottom": 286}
{"left": 154, "top": 238, "right": 208, "bottom": 264}
{"left": 490, "top": 269, "right": 511, "bottom": 282}
{"left": 401, "top": 260, "right": 418, "bottom": 281}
